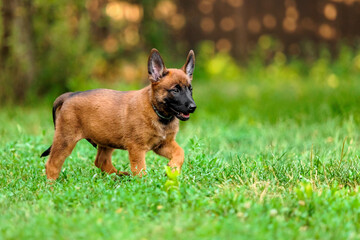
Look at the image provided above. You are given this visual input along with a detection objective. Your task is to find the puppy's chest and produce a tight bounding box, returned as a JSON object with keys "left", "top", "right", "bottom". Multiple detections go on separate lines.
{"left": 146, "top": 121, "right": 177, "bottom": 148}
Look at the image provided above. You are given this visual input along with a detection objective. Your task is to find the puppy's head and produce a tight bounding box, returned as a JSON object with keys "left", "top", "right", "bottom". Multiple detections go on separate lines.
{"left": 148, "top": 49, "right": 196, "bottom": 121}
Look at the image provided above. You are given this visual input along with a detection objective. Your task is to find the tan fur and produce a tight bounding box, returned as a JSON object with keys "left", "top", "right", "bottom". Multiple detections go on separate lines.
{"left": 45, "top": 68, "right": 192, "bottom": 180}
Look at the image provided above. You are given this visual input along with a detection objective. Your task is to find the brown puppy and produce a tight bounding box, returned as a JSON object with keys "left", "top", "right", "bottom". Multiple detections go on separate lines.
{"left": 41, "top": 49, "right": 196, "bottom": 180}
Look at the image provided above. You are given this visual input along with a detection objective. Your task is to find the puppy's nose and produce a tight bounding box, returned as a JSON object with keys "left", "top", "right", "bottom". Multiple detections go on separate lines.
{"left": 188, "top": 103, "right": 197, "bottom": 113}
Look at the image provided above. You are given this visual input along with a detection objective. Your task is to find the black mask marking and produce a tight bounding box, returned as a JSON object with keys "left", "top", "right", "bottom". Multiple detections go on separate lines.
{"left": 164, "top": 85, "right": 197, "bottom": 121}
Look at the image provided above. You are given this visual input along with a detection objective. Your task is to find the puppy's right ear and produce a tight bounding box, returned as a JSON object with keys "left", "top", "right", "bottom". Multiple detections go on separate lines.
{"left": 148, "top": 48, "right": 167, "bottom": 83}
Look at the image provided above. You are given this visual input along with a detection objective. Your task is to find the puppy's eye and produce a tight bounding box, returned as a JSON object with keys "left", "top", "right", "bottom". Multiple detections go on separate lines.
{"left": 170, "top": 85, "right": 181, "bottom": 93}
{"left": 171, "top": 88, "right": 180, "bottom": 93}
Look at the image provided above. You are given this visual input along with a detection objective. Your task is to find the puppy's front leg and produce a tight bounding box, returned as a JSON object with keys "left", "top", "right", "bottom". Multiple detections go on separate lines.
{"left": 154, "top": 141, "right": 184, "bottom": 171}
{"left": 128, "top": 148, "right": 146, "bottom": 176}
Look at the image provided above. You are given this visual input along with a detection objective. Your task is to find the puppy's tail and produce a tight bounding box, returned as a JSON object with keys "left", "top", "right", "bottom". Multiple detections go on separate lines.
{"left": 40, "top": 92, "right": 72, "bottom": 158}
{"left": 52, "top": 92, "right": 73, "bottom": 128}
{"left": 41, "top": 145, "right": 52, "bottom": 157}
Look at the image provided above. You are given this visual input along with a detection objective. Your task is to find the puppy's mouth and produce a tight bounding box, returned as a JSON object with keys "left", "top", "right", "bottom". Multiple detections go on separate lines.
{"left": 176, "top": 112, "right": 190, "bottom": 121}
{"left": 170, "top": 108, "right": 190, "bottom": 121}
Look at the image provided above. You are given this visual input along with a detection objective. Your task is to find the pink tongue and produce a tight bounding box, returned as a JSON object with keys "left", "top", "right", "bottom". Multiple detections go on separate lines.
{"left": 181, "top": 113, "right": 190, "bottom": 118}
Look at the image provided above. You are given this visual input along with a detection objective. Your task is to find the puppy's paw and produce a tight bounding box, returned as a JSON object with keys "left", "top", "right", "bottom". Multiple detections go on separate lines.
{"left": 117, "top": 171, "right": 130, "bottom": 176}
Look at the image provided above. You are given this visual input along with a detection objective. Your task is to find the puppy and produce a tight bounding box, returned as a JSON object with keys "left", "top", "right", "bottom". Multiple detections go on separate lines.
{"left": 41, "top": 49, "right": 196, "bottom": 180}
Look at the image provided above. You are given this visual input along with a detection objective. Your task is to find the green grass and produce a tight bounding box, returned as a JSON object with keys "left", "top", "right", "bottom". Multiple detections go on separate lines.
{"left": 1, "top": 75, "right": 360, "bottom": 239}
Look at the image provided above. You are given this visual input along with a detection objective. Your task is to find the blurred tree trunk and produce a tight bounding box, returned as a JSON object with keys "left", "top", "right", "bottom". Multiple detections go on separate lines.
{"left": 0, "top": 0, "right": 14, "bottom": 67}
{"left": 12, "top": 0, "right": 36, "bottom": 101}
{"left": 0, "top": 0, "right": 14, "bottom": 102}
{"left": 88, "top": 0, "right": 109, "bottom": 43}
{"left": 233, "top": 3, "right": 247, "bottom": 60}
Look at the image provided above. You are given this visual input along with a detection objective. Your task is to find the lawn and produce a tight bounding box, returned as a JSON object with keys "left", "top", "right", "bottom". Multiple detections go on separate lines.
{"left": 1, "top": 69, "right": 360, "bottom": 239}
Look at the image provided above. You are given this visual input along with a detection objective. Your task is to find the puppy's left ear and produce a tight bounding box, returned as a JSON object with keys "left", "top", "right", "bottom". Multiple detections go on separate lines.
{"left": 148, "top": 48, "right": 167, "bottom": 83}
{"left": 182, "top": 50, "right": 195, "bottom": 80}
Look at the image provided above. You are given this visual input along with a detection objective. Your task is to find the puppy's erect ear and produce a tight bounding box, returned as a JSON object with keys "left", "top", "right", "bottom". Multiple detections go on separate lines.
{"left": 182, "top": 50, "right": 195, "bottom": 80}
{"left": 148, "top": 48, "right": 167, "bottom": 83}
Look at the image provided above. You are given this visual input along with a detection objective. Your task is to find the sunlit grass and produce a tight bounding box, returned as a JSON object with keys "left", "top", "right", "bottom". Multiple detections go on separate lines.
{"left": 1, "top": 73, "right": 360, "bottom": 239}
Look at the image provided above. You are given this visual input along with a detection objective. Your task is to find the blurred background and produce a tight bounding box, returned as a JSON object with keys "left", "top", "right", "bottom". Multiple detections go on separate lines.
{"left": 1, "top": 0, "right": 360, "bottom": 106}
{"left": 3, "top": 1, "right": 360, "bottom": 236}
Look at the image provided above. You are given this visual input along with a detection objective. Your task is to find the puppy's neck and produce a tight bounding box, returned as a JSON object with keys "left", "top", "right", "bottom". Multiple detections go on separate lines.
{"left": 147, "top": 87, "right": 174, "bottom": 124}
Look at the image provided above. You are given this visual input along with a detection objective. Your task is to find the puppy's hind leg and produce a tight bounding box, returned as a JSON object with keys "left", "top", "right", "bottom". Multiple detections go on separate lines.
{"left": 45, "top": 134, "right": 78, "bottom": 180}
{"left": 94, "top": 146, "right": 129, "bottom": 176}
